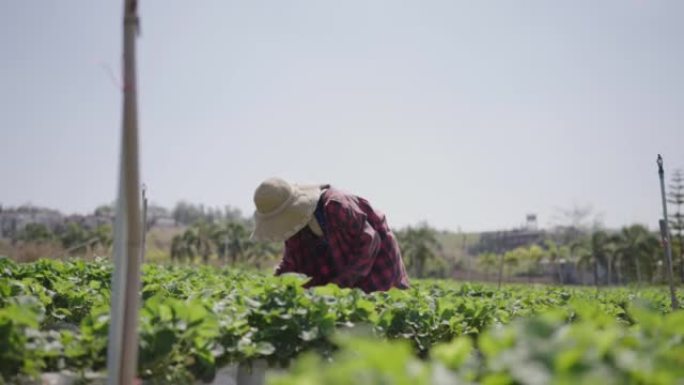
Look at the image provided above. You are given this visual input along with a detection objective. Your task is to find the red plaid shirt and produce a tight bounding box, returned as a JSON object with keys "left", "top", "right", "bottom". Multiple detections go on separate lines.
{"left": 275, "top": 187, "right": 409, "bottom": 293}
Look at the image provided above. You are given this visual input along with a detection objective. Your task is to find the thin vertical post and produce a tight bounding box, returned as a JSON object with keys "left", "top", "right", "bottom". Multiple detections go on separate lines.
{"left": 462, "top": 231, "right": 469, "bottom": 282}
{"left": 141, "top": 184, "right": 148, "bottom": 262}
{"left": 497, "top": 232, "right": 504, "bottom": 289}
{"left": 107, "top": 1, "right": 143, "bottom": 384}
{"left": 657, "top": 155, "right": 679, "bottom": 310}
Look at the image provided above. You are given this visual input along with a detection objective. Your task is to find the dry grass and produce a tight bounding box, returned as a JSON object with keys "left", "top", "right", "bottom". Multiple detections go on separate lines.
{"left": 1, "top": 240, "right": 114, "bottom": 263}
{"left": 143, "top": 226, "right": 184, "bottom": 263}
{"left": 6, "top": 242, "right": 65, "bottom": 263}
{"left": 146, "top": 226, "right": 184, "bottom": 251}
{"left": 0, "top": 239, "right": 12, "bottom": 256}
{"left": 2, "top": 225, "right": 281, "bottom": 268}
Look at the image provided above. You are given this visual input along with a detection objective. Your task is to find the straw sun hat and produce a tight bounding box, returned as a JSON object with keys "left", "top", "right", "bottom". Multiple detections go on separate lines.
{"left": 251, "top": 177, "right": 324, "bottom": 242}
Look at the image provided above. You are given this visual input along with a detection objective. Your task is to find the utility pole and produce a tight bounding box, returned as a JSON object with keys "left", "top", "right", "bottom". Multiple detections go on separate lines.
{"left": 657, "top": 155, "right": 679, "bottom": 310}
{"left": 107, "top": 1, "right": 143, "bottom": 384}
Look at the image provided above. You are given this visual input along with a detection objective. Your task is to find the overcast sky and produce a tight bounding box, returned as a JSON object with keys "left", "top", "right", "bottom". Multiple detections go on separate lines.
{"left": 1, "top": 0, "right": 682, "bottom": 232}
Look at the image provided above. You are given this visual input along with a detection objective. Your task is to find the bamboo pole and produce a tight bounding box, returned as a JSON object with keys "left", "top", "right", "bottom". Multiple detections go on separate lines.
{"left": 106, "top": 1, "right": 142, "bottom": 384}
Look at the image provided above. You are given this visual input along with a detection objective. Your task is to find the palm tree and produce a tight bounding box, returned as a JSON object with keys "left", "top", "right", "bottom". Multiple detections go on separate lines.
{"left": 503, "top": 248, "right": 523, "bottom": 280}
{"left": 191, "top": 221, "right": 216, "bottom": 264}
{"left": 614, "top": 225, "right": 660, "bottom": 285}
{"left": 211, "top": 224, "right": 229, "bottom": 261}
{"left": 170, "top": 223, "right": 215, "bottom": 264}
{"left": 527, "top": 245, "right": 545, "bottom": 275}
{"left": 572, "top": 238, "right": 593, "bottom": 286}
{"left": 245, "top": 240, "right": 279, "bottom": 269}
{"left": 605, "top": 234, "right": 620, "bottom": 284}
{"left": 219, "top": 222, "right": 251, "bottom": 265}
{"left": 573, "top": 230, "right": 613, "bottom": 287}
{"left": 397, "top": 225, "right": 441, "bottom": 278}
{"left": 170, "top": 234, "right": 192, "bottom": 262}
{"left": 544, "top": 240, "right": 570, "bottom": 284}
{"left": 210, "top": 221, "right": 269, "bottom": 266}
{"left": 477, "top": 252, "right": 498, "bottom": 280}
{"left": 228, "top": 222, "right": 252, "bottom": 265}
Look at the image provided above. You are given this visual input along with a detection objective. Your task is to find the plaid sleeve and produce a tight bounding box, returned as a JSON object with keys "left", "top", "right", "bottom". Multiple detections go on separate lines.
{"left": 325, "top": 199, "right": 381, "bottom": 287}
{"left": 274, "top": 238, "right": 298, "bottom": 276}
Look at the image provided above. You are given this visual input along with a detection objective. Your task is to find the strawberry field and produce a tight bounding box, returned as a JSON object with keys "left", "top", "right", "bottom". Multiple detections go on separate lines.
{"left": 1, "top": 258, "right": 683, "bottom": 385}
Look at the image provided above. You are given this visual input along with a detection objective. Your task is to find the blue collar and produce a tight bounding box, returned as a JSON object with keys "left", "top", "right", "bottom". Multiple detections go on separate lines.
{"left": 313, "top": 199, "right": 327, "bottom": 236}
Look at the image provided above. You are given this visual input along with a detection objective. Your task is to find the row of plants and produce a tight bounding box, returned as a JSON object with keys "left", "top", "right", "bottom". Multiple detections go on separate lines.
{"left": 271, "top": 304, "right": 684, "bottom": 385}
{"left": 1, "top": 258, "right": 682, "bottom": 384}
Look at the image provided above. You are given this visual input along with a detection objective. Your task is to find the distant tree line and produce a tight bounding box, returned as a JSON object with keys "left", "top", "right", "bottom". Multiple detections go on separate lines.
{"left": 0, "top": 201, "right": 252, "bottom": 262}
{"left": 168, "top": 202, "right": 246, "bottom": 227}
{"left": 2, "top": 167, "right": 682, "bottom": 282}
{"left": 169, "top": 220, "right": 279, "bottom": 268}
{"left": 475, "top": 224, "right": 680, "bottom": 286}
{"left": 12, "top": 222, "right": 112, "bottom": 258}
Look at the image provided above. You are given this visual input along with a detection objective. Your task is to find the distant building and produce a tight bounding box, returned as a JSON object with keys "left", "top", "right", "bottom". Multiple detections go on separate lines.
{"left": 469, "top": 214, "right": 545, "bottom": 255}
{"left": 0, "top": 206, "right": 118, "bottom": 240}
{"left": 0, "top": 206, "right": 64, "bottom": 239}
{"left": 151, "top": 216, "right": 176, "bottom": 228}
{"left": 64, "top": 213, "right": 113, "bottom": 229}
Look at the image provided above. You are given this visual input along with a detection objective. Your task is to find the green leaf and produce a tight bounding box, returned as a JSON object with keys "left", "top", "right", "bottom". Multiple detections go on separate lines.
{"left": 255, "top": 342, "right": 275, "bottom": 356}
{"left": 431, "top": 337, "right": 473, "bottom": 369}
{"left": 299, "top": 327, "right": 319, "bottom": 342}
